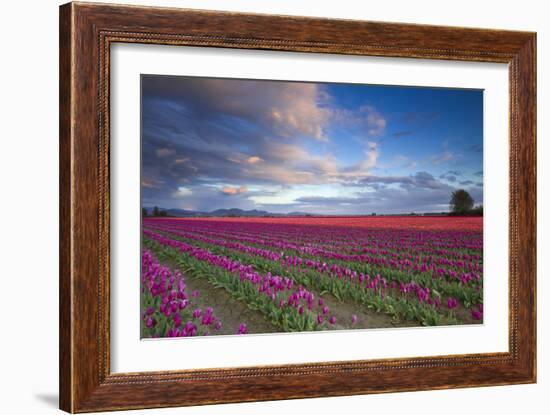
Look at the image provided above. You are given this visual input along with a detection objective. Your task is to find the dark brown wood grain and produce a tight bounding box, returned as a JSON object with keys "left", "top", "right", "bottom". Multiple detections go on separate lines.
{"left": 59, "top": 3, "right": 73, "bottom": 411}
{"left": 59, "top": 2, "right": 537, "bottom": 413}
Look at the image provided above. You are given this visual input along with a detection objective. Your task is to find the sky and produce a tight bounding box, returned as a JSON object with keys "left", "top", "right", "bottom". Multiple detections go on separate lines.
{"left": 141, "top": 75, "right": 483, "bottom": 214}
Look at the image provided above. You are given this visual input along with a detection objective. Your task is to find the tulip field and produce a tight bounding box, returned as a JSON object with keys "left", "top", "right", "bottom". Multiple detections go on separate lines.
{"left": 141, "top": 216, "right": 483, "bottom": 338}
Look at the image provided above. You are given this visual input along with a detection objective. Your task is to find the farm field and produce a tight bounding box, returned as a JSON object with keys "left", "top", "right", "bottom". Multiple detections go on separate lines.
{"left": 140, "top": 216, "right": 484, "bottom": 338}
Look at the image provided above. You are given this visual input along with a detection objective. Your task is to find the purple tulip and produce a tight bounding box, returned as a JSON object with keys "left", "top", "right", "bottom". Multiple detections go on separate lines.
{"left": 329, "top": 316, "right": 337, "bottom": 325}
{"left": 471, "top": 310, "right": 483, "bottom": 320}
{"left": 322, "top": 306, "right": 329, "bottom": 315}
{"left": 145, "top": 317, "right": 155, "bottom": 328}
{"left": 237, "top": 323, "right": 247, "bottom": 334}
{"left": 447, "top": 297, "right": 458, "bottom": 310}
{"left": 183, "top": 321, "right": 197, "bottom": 337}
{"left": 351, "top": 314, "right": 358, "bottom": 325}
{"left": 201, "top": 307, "right": 214, "bottom": 325}
{"left": 202, "top": 314, "right": 213, "bottom": 326}
{"left": 317, "top": 314, "right": 324, "bottom": 324}
{"left": 166, "top": 328, "right": 180, "bottom": 337}
{"left": 192, "top": 308, "right": 202, "bottom": 318}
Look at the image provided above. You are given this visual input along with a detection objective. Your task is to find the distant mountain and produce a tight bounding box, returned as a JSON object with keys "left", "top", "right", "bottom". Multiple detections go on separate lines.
{"left": 143, "top": 206, "right": 314, "bottom": 217}
{"left": 209, "top": 208, "right": 272, "bottom": 217}
{"left": 166, "top": 208, "right": 206, "bottom": 217}
{"left": 143, "top": 207, "right": 453, "bottom": 218}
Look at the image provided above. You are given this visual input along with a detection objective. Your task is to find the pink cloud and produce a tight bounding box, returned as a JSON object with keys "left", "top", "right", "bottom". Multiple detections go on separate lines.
{"left": 247, "top": 156, "right": 263, "bottom": 164}
{"left": 221, "top": 185, "right": 248, "bottom": 195}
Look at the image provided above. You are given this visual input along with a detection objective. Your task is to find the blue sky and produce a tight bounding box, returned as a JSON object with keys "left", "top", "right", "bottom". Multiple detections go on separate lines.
{"left": 141, "top": 75, "right": 483, "bottom": 214}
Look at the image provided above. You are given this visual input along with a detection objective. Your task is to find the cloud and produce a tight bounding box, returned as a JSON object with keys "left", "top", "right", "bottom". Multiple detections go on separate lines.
{"left": 212, "top": 141, "right": 375, "bottom": 187}
{"left": 338, "top": 142, "right": 378, "bottom": 178}
{"left": 357, "top": 171, "right": 453, "bottom": 191}
{"left": 295, "top": 195, "right": 362, "bottom": 205}
{"left": 362, "top": 142, "right": 379, "bottom": 170}
{"left": 459, "top": 180, "right": 474, "bottom": 186}
{"left": 141, "top": 76, "right": 388, "bottom": 199}
{"left": 175, "top": 186, "right": 192, "bottom": 197}
{"left": 408, "top": 171, "right": 453, "bottom": 190}
{"left": 331, "top": 105, "right": 386, "bottom": 137}
{"left": 439, "top": 170, "right": 464, "bottom": 183}
{"left": 360, "top": 176, "right": 413, "bottom": 186}
{"left": 431, "top": 151, "right": 455, "bottom": 165}
{"left": 474, "top": 170, "right": 483, "bottom": 177}
{"left": 247, "top": 156, "right": 263, "bottom": 164}
{"left": 143, "top": 76, "right": 331, "bottom": 141}
{"left": 173, "top": 158, "right": 190, "bottom": 165}
{"left": 363, "top": 106, "right": 387, "bottom": 136}
{"left": 142, "top": 179, "right": 165, "bottom": 189}
{"left": 156, "top": 148, "right": 175, "bottom": 158}
{"left": 221, "top": 185, "right": 248, "bottom": 196}
{"left": 288, "top": 173, "right": 482, "bottom": 214}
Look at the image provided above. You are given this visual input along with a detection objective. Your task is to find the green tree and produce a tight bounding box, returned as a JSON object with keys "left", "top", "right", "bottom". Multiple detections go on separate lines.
{"left": 449, "top": 189, "right": 474, "bottom": 214}
{"left": 152, "top": 206, "right": 159, "bottom": 217}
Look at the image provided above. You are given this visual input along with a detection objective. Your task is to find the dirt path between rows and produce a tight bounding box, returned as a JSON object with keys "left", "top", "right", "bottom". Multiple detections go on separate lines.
{"left": 154, "top": 249, "right": 417, "bottom": 335}
{"left": 176, "top": 271, "right": 280, "bottom": 335}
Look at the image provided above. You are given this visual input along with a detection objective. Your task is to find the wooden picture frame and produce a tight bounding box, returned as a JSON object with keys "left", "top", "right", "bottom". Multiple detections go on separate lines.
{"left": 59, "top": 2, "right": 536, "bottom": 412}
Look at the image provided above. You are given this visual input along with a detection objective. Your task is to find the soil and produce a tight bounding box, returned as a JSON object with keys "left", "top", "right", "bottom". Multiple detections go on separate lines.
{"left": 318, "top": 291, "right": 413, "bottom": 331}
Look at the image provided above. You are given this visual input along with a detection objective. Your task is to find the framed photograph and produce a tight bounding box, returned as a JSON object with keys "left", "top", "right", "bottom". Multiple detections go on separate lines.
{"left": 59, "top": 2, "right": 536, "bottom": 412}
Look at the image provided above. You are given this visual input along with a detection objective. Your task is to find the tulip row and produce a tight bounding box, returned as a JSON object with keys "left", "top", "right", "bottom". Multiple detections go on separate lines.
{"left": 143, "top": 230, "right": 346, "bottom": 332}
{"left": 143, "top": 230, "right": 473, "bottom": 326}
{"left": 141, "top": 249, "right": 235, "bottom": 338}
{"left": 145, "top": 218, "right": 482, "bottom": 257}
{"left": 144, "top": 225, "right": 482, "bottom": 308}
{"left": 153, "top": 222, "right": 483, "bottom": 263}
{"left": 146, "top": 222, "right": 482, "bottom": 283}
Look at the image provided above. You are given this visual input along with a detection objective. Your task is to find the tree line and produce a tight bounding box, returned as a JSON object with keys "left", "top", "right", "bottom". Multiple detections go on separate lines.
{"left": 449, "top": 189, "right": 483, "bottom": 216}
{"left": 142, "top": 206, "right": 169, "bottom": 217}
